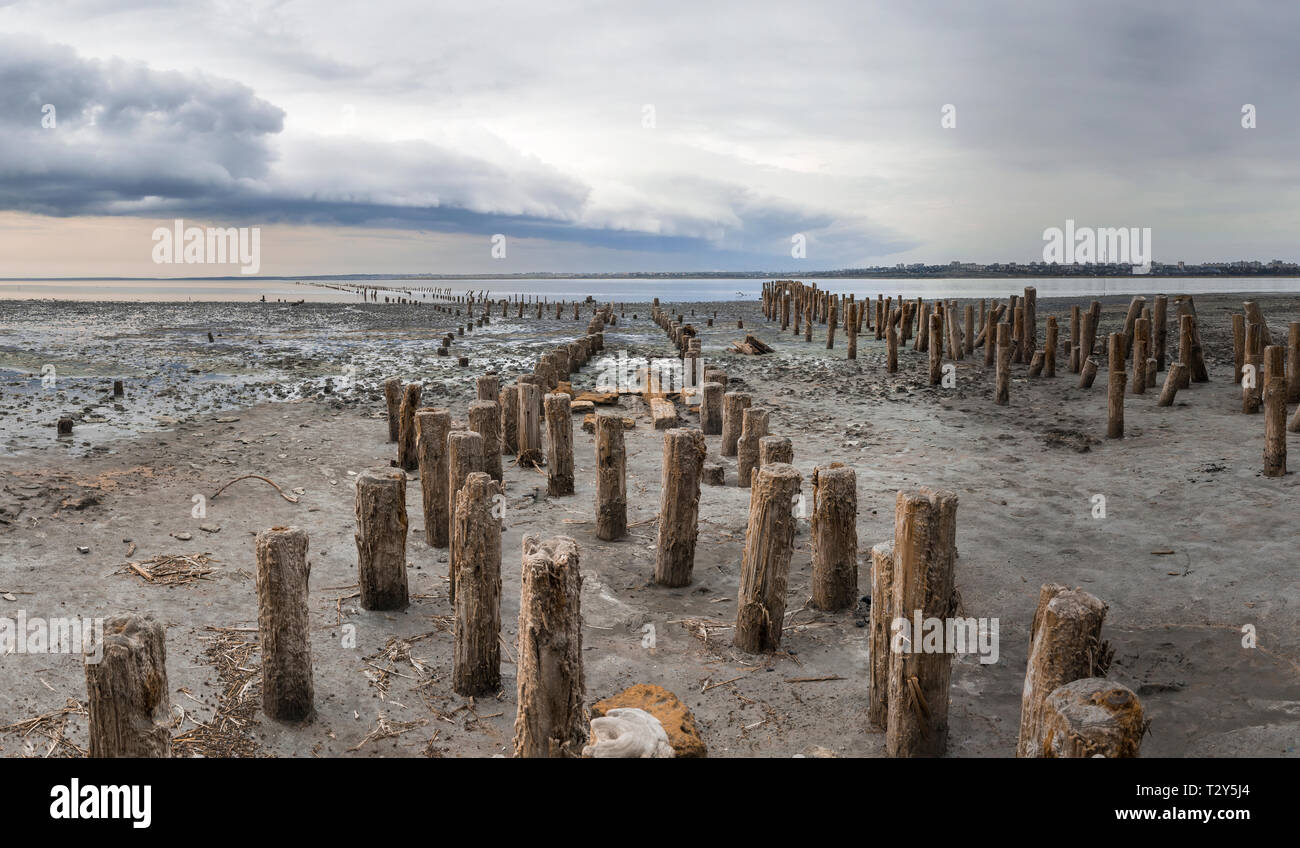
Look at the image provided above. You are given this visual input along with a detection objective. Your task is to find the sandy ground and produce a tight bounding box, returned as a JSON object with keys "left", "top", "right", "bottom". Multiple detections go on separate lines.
{"left": 1, "top": 292, "right": 1297, "bottom": 757}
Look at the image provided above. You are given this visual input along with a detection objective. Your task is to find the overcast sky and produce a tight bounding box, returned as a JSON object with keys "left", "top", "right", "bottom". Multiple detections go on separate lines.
{"left": 2, "top": 0, "right": 1297, "bottom": 276}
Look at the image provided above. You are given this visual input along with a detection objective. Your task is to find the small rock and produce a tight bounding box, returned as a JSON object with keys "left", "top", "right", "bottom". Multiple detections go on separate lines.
{"left": 172, "top": 531, "right": 193, "bottom": 541}
{"left": 199, "top": 523, "right": 221, "bottom": 534}
{"left": 76, "top": 545, "right": 90, "bottom": 554}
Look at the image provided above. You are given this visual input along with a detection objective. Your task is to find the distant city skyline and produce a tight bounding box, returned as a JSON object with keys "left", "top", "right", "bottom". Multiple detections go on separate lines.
{"left": 3, "top": 2, "right": 1300, "bottom": 276}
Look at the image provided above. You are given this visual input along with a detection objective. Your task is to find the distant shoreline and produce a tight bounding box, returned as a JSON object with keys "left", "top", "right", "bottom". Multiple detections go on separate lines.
{"left": 6, "top": 270, "right": 1300, "bottom": 282}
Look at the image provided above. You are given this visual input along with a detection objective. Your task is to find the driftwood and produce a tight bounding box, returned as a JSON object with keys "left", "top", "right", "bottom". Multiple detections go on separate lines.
{"left": 728, "top": 334, "right": 774, "bottom": 355}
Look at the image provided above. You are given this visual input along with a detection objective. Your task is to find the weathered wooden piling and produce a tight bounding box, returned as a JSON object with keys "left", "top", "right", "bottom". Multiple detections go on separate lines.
{"left": 886, "top": 488, "right": 958, "bottom": 758}
{"left": 1158, "top": 363, "right": 1187, "bottom": 406}
{"left": 469, "top": 400, "right": 503, "bottom": 482}
{"left": 654, "top": 428, "right": 707, "bottom": 587}
{"left": 256, "top": 526, "right": 314, "bottom": 722}
{"left": 1017, "top": 584, "right": 1109, "bottom": 757}
{"left": 513, "top": 535, "right": 586, "bottom": 758}
{"left": 1152, "top": 295, "right": 1168, "bottom": 370}
{"left": 476, "top": 374, "right": 499, "bottom": 401}
{"left": 498, "top": 386, "right": 519, "bottom": 456}
{"left": 810, "top": 465, "right": 857, "bottom": 611}
{"left": 736, "top": 407, "right": 770, "bottom": 487}
{"left": 517, "top": 381, "right": 544, "bottom": 467}
{"left": 928, "top": 313, "right": 943, "bottom": 385}
{"left": 452, "top": 472, "right": 502, "bottom": 696}
{"left": 1038, "top": 679, "right": 1145, "bottom": 758}
{"left": 415, "top": 408, "right": 452, "bottom": 548}
{"left": 595, "top": 414, "right": 627, "bottom": 541}
{"left": 887, "top": 312, "right": 899, "bottom": 372}
{"left": 1107, "top": 334, "right": 1126, "bottom": 438}
{"left": 1288, "top": 322, "right": 1300, "bottom": 403}
{"left": 721, "top": 391, "right": 752, "bottom": 457}
{"left": 397, "top": 381, "right": 422, "bottom": 471}
{"left": 1243, "top": 323, "right": 1262, "bottom": 414}
{"left": 868, "top": 541, "right": 894, "bottom": 729}
{"left": 383, "top": 378, "right": 403, "bottom": 441}
{"left": 85, "top": 614, "right": 171, "bottom": 757}
{"left": 758, "top": 434, "right": 792, "bottom": 467}
{"left": 700, "top": 382, "right": 724, "bottom": 435}
{"left": 734, "top": 463, "right": 801, "bottom": 653}
{"left": 544, "top": 393, "right": 575, "bottom": 496}
{"left": 1131, "top": 317, "right": 1149, "bottom": 394}
{"left": 995, "top": 323, "right": 1012, "bottom": 405}
{"left": 355, "top": 468, "right": 409, "bottom": 610}
{"left": 1264, "top": 345, "right": 1287, "bottom": 477}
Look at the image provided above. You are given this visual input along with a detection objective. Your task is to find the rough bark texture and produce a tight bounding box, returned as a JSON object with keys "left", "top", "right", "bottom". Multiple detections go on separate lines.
{"left": 758, "top": 435, "right": 793, "bottom": 467}
{"left": 476, "top": 374, "right": 499, "bottom": 401}
{"left": 354, "top": 468, "right": 409, "bottom": 611}
{"left": 721, "top": 391, "right": 752, "bottom": 457}
{"left": 446, "top": 430, "right": 484, "bottom": 604}
{"left": 868, "top": 541, "right": 894, "bottom": 729}
{"left": 1158, "top": 363, "right": 1187, "bottom": 406}
{"left": 995, "top": 322, "right": 1012, "bottom": 405}
{"left": 1107, "top": 334, "right": 1126, "bottom": 439}
{"left": 1153, "top": 295, "right": 1168, "bottom": 371}
{"left": 415, "top": 407, "right": 452, "bottom": 548}
{"left": 928, "top": 313, "right": 943, "bottom": 385}
{"left": 468, "top": 400, "right": 502, "bottom": 482}
{"left": 1040, "top": 678, "right": 1145, "bottom": 758}
{"left": 734, "top": 463, "right": 802, "bottom": 653}
{"left": 810, "top": 464, "right": 858, "bottom": 611}
{"left": 453, "top": 472, "right": 502, "bottom": 696}
{"left": 383, "top": 376, "right": 402, "bottom": 442}
{"left": 1017, "top": 584, "right": 1110, "bottom": 758}
{"left": 256, "top": 526, "right": 314, "bottom": 722}
{"left": 654, "top": 428, "right": 708, "bottom": 587}
{"left": 85, "top": 614, "right": 171, "bottom": 758}
{"left": 517, "top": 382, "right": 544, "bottom": 467}
{"left": 1289, "top": 322, "right": 1300, "bottom": 403}
{"left": 594, "top": 414, "right": 627, "bottom": 540}
{"left": 544, "top": 393, "right": 575, "bottom": 496}
{"left": 397, "top": 382, "right": 422, "bottom": 471}
{"left": 701, "top": 382, "right": 724, "bottom": 435}
{"left": 513, "top": 535, "right": 586, "bottom": 758}
{"left": 499, "top": 386, "right": 519, "bottom": 455}
{"left": 885, "top": 488, "right": 958, "bottom": 758}
{"left": 1264, "top": 364, "right": 1287, "bottom": 477}
{"left": 735, "top": 407, "right": 770, "bottom": 488}
{"left": 1079, "top": 356, "right": 1099, "bottom": 389}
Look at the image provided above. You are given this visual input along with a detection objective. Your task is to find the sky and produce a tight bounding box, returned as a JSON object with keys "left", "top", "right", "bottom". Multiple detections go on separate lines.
{"left": 1, "top": 0, "right": 1298, "bottom": 277}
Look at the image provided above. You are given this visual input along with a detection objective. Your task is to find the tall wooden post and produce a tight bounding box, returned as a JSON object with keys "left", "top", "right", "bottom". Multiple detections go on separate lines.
{"left": 654, "top": 428, "right": 707, "bottom": 587}
{"left": 1107, "top": 334, "right": 1126, "bottom": 438}
{"left": 514, "top": 536, "right": 586, "bottom": 758}
{"left": 886, "top": 488, "right": 958, "bottom": 758}
{"left": 256, "top": 526, "right": 313, "bottom": 722}
{"left": 397, "top": 382, "right": 422, "bottom": 471}
{"left": 1264, "top": 345, "right": 1287, "bottom": 477}
{"left": 383, "top": 376, "right": 402, "bottom": 442}
{"left": 544, "top": 393, "right": 575, "bottom": 496}
{"left": 498, "top": 386, "right": 519, "bottom": 456}
{"left": 995, "top": 323, "right": 1012, "bottom": 405}
{"left": 736, "top": 407, "right": 770, "bottom": 487}
{"left": 85, "top": 614, "right": 171, "bottom": 757}
{"left": 734, "top": 463, "right": 801, "bottom": 653}
{"left": 810, "top": 465, "right": 857, "bottom": 611}
{"left": 469, "top": 400, "right": 502, "bottom": 482}
{"left": 595, "top": 414, "right": 627, "bottom": 540}
{"left": 415, "top": 408, "right": 452, "bottom": 548}
{"left": 701, "top": 382, "right": 724, "bottom": 435}
{"left": 721, "top": 391, "right": 752, "bottom": 457}
{"left": 355, "top": 468, "right": 408, "bottom": 610}
{"left": 1152, "top": 295, "right": 1168, "bottom": 371}
{"left": 928, "top": 313, "right": 943, "bottom": 385}
{"left": 517, "top": 382, "right": 544, "bottom": 467}
{"left": 453, "top": 472, "right": 502, "bottom": 696}
{"left": 868, "top": 541, "right": 894, "bottom": 729}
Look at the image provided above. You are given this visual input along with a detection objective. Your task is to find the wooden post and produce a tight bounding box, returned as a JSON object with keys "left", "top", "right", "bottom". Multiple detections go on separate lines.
{"left": 476, "top": 374, "right": 499, "bottom": 401}
{"left": 383, "top": 376, "right": 402, "bottom": 441}
{"left": 1243, "top": 301, "right": 1274, "bottom": 346}
{"left": 1264, "top": 345, "right": 1287, "bottom": 477}
{"left": 1023, "top": 286, "right": 1037, "bottom": 361}
{"left": 1017, "top": 584, "right": 1109, "bottom": 757}
{"left": 928, "top": 313, "right": 943, "bottom": 385}
{"left": 1012, "top": 306, "right": 1024, "bottom": 363}
{"left": 397, "top": 381, "right": 422, "bottom": 471}
{"left": 1231, "top": 313, "right": 1246, "bottom": 385}
{"left": 453, "top": 472, "right": 502, "bottom": 696}
{"left": 886, "top": 488, "right": 958, "bottom": 758}
{"left": 469, "top": 400, "right": 502, "bottom": 482}
{"left": 654, "top": 428, "right": 707, "bottom": 587}
{"left": 758, "top": 434, "right": 793, "bottom": 467}
{"left": 1157, "top": 363, "right": 1187, "bottom": 406}
{"left": 1039, "top": 679, "right": 1145, "bottom": 758}
{"left": 826, "top": 301, "right": 837, "bottom": 349}
{"left": 355, "top": 468, "right": 409, "bottom": 610}
{"left": 1288, "top": 322, "right": 1300, "bottom": 403}
{"left": 498, "top": 386, "right": 519, "bottom": 456}
{"left": 995, "top": 322, "right": 1011, "bottom": 405}
{"left": 595, "top": 414, "right": 627, "bottom": 541}
{"left": 1120, "top": 296, "right": 1145, "bottom": 357}
{"left": 446, "top": 430, "right": 484, "bottom": 603}
{"left": 256, "top": 526, "right": 313, "bottom": 722}
{"left": 1178, "top": 299, "right": 1210, "bottom": 382}
{"left": 701, "top": 382, "right": 724, "bottom": 435}
{"left": 734, "top": 463, "right": 802, "bottom": 652}
{"left": 517, "top": 381, "right": 544, "bottom": 467}
{"left": 544, "top": 393, "right": 575, "bottom": 496}
{"left": 1069, "top": 305, "right": 1081, "bottom": 373}
{"left": 1083, "top": 301, "right": 1100, "bottom": 360}
{"left": 1043, "top": 316, "right": 1058, "bottom": 377}
{"left": 1107, "top": 334, "right": 1126, "bottom": 438}
{"left": 736, "top": 407, "right": 769, "bottom": 487}
{"left": 868, "top": 541, "right": 894, "bottom": 729}
{"left": 887, "top": 311, "right": 899, "bottom": 372}
{"left": 810, "top": 465, "right": 857, "bottom": 611}
{"left": 1153, "top": 295, "right": 1168, "bottom": 370}
{"left": 415, "top": 408, "right": 452, "bottom": 548}
{"left": 85, "top": 614, "right": 171, "bottom": 757}
{"left": 1131, "top": 318, "right": 1149, "bottom": 394}
{"left": 964, "top": 305, "right": 974, "bottom": 355}
{"left": 721, "top": 391, "right": 751, "bottom": 457}
{"left": 1243, "top": 323, "right": 1262, "bottom": 414}
{"left": 514, "top": 535, "right": 586, "bottom": 758}
{"left": 846, "top": 302, "right": 858, "bottom": 359}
